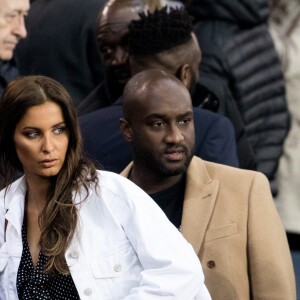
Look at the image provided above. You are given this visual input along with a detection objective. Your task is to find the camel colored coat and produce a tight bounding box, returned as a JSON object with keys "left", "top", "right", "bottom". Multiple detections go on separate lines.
{"left": 121, "top": 157, "right": 296, "bottom": 299}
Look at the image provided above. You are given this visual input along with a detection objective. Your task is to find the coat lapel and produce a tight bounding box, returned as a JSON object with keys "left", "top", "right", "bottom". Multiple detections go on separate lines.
{"left": 180, "top": 157, "right": 219, "bottom": 255}
{"left": 120, "top": 162, "right": 133, "bottom": 178}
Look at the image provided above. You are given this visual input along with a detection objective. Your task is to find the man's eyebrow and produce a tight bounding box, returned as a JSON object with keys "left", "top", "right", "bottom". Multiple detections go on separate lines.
{"left": 180, "top": 111, "right": 193, "bottom": 117}
{"left": 145, "top": 111, "right": 193, "bottom": 120}
{"left": 6, "top": 9, "right": 28, "bottom": 15}
{"left": 176, "top": 111, "right": 194, "bottom": 119}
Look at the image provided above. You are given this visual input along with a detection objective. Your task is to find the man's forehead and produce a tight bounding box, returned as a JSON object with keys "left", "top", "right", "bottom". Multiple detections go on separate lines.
{"left": 1, "top": 0, "right": 29, "bottom": 13}
{"left": 98, "top": 21, "right": 129, "bottom": 37}
{"left": 99, "top": 6, "right": 140, "bottom": 33}
{"left": 136, "top": 92, "right": 193, "bottom": 118}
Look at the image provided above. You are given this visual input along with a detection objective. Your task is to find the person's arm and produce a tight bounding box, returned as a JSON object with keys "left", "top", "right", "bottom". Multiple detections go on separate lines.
{"left": 119, "top": 178, "right": 211, "bottom": 299}
{"left": 247, "top": 172, "right": 296, "bottom": 299}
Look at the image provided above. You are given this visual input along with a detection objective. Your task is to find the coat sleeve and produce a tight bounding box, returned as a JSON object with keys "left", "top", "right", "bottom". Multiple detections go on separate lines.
{"left": 118, "top": 178, "right": 211, "bottom": 300}
{"left": 247, "top": 172, "right": 296, "bottom": 299}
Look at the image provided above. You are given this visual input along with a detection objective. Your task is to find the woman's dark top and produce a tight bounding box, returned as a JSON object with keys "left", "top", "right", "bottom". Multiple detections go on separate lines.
{"left": 16, "top": 223, "right": 80, "bottom": 299}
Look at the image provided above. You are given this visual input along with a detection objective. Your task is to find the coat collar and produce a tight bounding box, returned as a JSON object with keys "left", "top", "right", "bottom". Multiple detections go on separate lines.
{"left": 180, "top": 157, "right": 219, "bottom": 255}
{"left": 121, "top": 157, "right": 219, "bottom": 255}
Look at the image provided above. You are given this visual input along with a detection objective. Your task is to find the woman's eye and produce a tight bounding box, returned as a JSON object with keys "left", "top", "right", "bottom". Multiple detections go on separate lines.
{"left": 53, "top": 127, "right": 66, "bottom": 134}
{"left": 25, "top": 131, "right": 39, "bottom": 139}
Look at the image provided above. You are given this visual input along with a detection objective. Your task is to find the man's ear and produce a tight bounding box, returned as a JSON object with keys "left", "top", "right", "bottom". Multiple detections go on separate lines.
{"left": 177, "top": 64, "right": 192, "bottom": 89}
{"left": 120, "top": 118, "right": 133, "bottom": 143}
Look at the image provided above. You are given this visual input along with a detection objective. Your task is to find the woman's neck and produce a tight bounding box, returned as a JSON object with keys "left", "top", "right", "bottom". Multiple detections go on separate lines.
{"left": 25, "top": 175, "right": 50, "bottom": 214}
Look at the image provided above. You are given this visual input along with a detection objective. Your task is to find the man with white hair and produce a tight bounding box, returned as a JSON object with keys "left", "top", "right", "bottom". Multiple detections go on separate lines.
{"left": 0, "top": 0, "right": 29, "bottom": 95}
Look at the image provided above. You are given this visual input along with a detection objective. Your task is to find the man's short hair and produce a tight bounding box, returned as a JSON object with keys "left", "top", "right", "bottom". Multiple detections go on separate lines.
{"left": 128, "top": 7, "right": 194, "bottom": 55}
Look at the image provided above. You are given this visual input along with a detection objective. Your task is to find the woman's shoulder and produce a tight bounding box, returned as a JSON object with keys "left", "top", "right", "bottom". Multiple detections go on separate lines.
{"left": 0, "top": 176, "right": 26, "bottom": 207}
{"left": 96, "top": 170, "right": 143, "bottom": 196}
{"left": 94, "top": 170, "right": 154, "bottom": 208}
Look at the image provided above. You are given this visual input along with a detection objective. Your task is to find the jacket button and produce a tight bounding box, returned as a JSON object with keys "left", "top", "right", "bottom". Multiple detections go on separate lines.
{"left": 70, "top": 250, "right": 79, "bottom": 259}
{"left": 207, "top": 260, "right": 216, "bottom": 269}
{"left": 114, "top": 264, "right": 122, "bottom": 272}
{"left": 84, "top": 288, "right": 92, "bottom": 296}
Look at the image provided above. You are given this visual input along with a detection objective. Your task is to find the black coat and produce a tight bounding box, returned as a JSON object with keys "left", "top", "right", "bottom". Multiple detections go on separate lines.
{"left": 0, "top": 60, "right": 19, "bottom": 96}
{"left": 188, "top": 0, "right": 290, "bottom": 195}
{"left": 15, "top": 0, "right": 105, "bottom": 106}
{"left": 77, "top": 81, "right": 113, "bottom": 116}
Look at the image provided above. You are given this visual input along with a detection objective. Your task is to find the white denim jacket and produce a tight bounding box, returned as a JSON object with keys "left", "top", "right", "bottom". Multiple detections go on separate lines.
{"left": 0, "top": 170, "right": 211, "bottom": 300}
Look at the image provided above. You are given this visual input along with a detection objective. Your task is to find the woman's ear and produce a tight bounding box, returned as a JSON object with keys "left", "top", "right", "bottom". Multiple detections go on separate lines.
{"left": 177, "top": 64, "right": 192, "bottom": 89}
{"left": 120, "top": 118, "right": 133, "bottom": 143}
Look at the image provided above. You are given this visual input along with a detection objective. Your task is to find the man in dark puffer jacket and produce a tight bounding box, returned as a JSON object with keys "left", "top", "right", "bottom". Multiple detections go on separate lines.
{"left": 185, "top": 0, "right": 290, "bottom": 196}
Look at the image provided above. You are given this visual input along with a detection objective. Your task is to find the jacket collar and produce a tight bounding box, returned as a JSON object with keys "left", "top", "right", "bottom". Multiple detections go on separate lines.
{"left": 0, "top": 175, "right": 93, "bottom": 241}
{"left": 121, "top": 157, "right": 219, "bottom": 255}
{"left": 2, "top": 176, "right": 27, "bottom": 238}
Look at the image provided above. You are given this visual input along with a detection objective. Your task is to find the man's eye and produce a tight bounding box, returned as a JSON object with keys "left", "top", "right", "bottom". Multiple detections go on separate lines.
{"left": 99, "top": 46, "right": 113, "bottom": 59}
{"left": 102, "top": 53, "right": 113, "bottom": 62}
{"left": 152, "top": 122, "right": 165, "bottom": 128}
{"left": 99, "top": 46, "right": 108, "bottom": 54}
{"left": 178, "top": 118, "right": 191, "bottom": 126}
{"left": 5, "top": 13, "right": 18, "bottom": 23}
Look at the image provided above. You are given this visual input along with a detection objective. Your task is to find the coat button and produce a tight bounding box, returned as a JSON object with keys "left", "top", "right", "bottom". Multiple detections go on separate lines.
{"left": 70, "top": 250, "right": 79, "bottom": 259}
{"left": 84, "top": 288, "right": 92, "bottom": 296}
{"left": 207, "top": 260, "right": 216, "bottom": 269}
{"left": 114, "top": 264, "right": 122, "bottom": 272}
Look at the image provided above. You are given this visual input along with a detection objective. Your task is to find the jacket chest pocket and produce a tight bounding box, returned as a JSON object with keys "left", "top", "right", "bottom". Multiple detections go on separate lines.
{"left": 89, "top": 241, "right": 143, "bottom": 299}
{"left": 205, "top": 223, "right": 238, "bottom": 243}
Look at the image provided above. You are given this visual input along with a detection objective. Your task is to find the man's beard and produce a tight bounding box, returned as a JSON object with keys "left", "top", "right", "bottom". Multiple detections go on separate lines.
{"left": 133, "top": 143, "right": 194, "bottom": 177}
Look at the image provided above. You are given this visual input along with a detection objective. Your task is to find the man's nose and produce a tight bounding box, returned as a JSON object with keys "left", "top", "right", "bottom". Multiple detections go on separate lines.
{"left": 165, "top": 125, "right": 184, "bottom": 144}
{"left": 12, "top": 15, "right": 27, "bottom": 39}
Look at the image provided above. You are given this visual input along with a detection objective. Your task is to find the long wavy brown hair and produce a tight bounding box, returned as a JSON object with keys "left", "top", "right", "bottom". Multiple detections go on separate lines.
{"left": 0, "top": 75, "right": 98, "bottom": 274}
